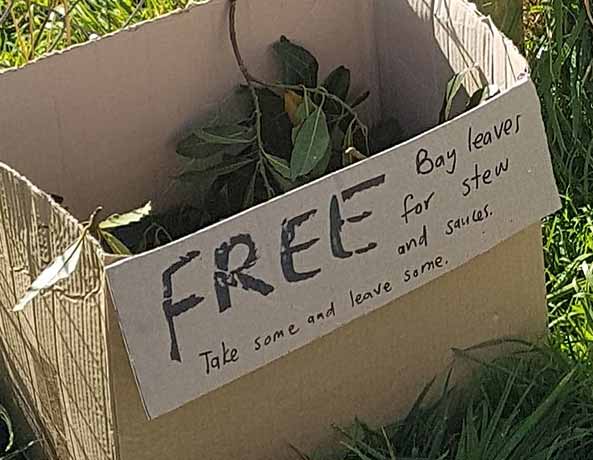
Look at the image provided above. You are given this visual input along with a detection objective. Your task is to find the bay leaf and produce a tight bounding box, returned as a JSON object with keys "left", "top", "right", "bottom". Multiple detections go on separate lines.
{"left": 100, "top": 230, "right": 132, "bottom": 255}
{"left": 99, "top": 201, "right": 152, "bottom": 230}
{"left": 264, "top": 152, "right": 292, "bottom": 179}
{"left": 177, "top": 123, "right": 253, "bottom": 159}
{"left": 323, "top": 65, "right": 351, "bottom": 101}
{"left": 242, "top": 169, "right": 258, "bottom": 209}
{"left": 268, "top": 165, "right": 299, "bottom": 193}
{"left": 466, "top": 85, "right": 493, "bottom": 111}
{"left": 177, "top": 156, "right": 257, "bottom": 182}
{"left": 307, "top": 146, "right": 331, "bottom": 180}
{"left": 273, "top": 35, "right": 319, "bottom": 88}
{"left": 194, "top": 124, "right": 255, "bottom": 145}
{"left": 257, "top": 87, "right": 293, "bottom": 159}
{"left": 177, "top": 134, "right": 248, "bottom": 159}
{"left": 290, "top": 105, "right": 330, "bottom": 179}
{"left": 440, "top": 71, "right": 466, "bottom": 123}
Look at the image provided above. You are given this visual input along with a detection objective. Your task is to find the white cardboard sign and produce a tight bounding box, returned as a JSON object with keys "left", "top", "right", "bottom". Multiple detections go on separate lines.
{"left": 107, "top": 80, "right": 561, "bottom": 418}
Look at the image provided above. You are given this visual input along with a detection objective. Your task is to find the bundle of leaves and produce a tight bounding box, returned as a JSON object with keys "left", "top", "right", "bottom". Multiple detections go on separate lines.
{"left": 107, "top": 51, "right": 493, "bottom": 254}
{"left": 99, "top": 0, "right": 498, "bottom": 254}
{"left": 108, "top": 30, "right": 405, "bottom": 252}
{"left": 41, "top": 1, "right": 493, "bottom": 258}
{"left": 172, "top": 35, "right": 403, "bottom": 234}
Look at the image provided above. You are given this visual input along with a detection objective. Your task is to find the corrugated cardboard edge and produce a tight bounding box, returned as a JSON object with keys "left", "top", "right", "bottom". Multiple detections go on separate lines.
{"left": 0, "top": 162, "right": 116, "bottom": 460}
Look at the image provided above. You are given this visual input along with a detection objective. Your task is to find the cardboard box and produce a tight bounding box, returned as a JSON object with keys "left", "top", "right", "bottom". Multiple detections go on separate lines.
{"left": 0, "top": 0, "right": 560, "bottom": 459}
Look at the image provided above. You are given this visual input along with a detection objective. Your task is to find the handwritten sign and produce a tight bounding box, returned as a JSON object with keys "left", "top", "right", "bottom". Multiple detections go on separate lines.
{"left": 106, "top": 80, "right": 561, "bottom": 418}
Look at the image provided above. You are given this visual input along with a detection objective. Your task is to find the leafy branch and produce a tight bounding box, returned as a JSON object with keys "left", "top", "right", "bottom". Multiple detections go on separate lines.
{"left": 171, "top": 0, "right": 393, "bottom": 237}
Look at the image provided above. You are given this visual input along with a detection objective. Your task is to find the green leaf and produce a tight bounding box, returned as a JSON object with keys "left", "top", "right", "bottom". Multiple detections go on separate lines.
{"left": 242, "top": 169, "right": 258, "bottom": 209}
{"left": 492, "top": 369, "right": 576, "bottom": 460}
{"left": 174, "top": 162, "right": 219, "bottom": 214}
{"left": 291, "top": 126, "right": 300, "bottom": 146}
{"left": 350, "top": 90, "right": 370, "bottom": 108}
{"left": 264, "top": 154, "right": 298, "bottom": 192}
{"left": 225, "top": 162, "right": 259, "bottom": 214}
{"left": 176, "top": 124, "right": 253, "bottom": 159}
{"left": 307, "top": 146, "right": 331, "bottom": 179}
{"left": 13, "top": 237, "right": 84, "bottom": 312}
{"left": 264, "top": 152, "right": 292, "bottom": 178}
{"left": 290, "top": 105, "right": 330, "bottom": 179}
{"left": 266, "top": 147, "right": 328, "bottom": 191}
{"left": 268, "top": 166, "right": 297, "bottom": 193}
{"left": 439, "top": 66, "right": 488, "bottom": 123}
{"left": 0, "top": 404, "right": 14, "bottom": 453}
{"left": 323, "top": 65, "right": 351, "bottom": 101}
{"left": 99, "top": 202, "right": 152, "bottom": 230}
{"left": 100, "top": 230, "right": 132, "bottom": 255}
{"left": 466, "top": 85, "right": 491, "bottom": 111}
{"left": 209, "top": 86, "right": 255, "bottom": 125}
{"left": 179, "top": 138, "right": 254, "bottom": 174}
{"left": 256, "top": 87, "right": 293, "bottom": 158}
{"left": 273, "top": 35, "right": 319, "bottom": 87}
{"left": 321, "top": 66, "right": 351, "bottom": 118}
{"left": 205, "top": 180, "right": 233, "bottom": 220}
{"left": 177, "top": 134, "right": 247, "bottom": 159}
{"left": 194, "top": 124, "right": 255, "bottom": 145}
{"left": 177, "top": 157, "right": 257, "bottom": 182}
{"left": 440, "top": 71, "right": 467, "bottom": 123}
{"left": 291, "top": 94, "right": 318, "bottom": 143}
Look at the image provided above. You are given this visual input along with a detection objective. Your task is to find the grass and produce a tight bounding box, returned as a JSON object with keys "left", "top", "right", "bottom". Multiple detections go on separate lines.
{"left": 529, "top": 0, "right": 593, "bottom": 205}
{"left": 1, "top": 0, "right": 593, "bottom": 459}
{"left": 301, "top": 345, "right": 593, "bottom": 460}
{"left": 544, "top": 197, "right": 593, "bottom": 354}
{"left": 0, "top": 0, "right": 192, "bottom": 68}
{"left": 534, "top": 0, "right": 593, "bottom": 354}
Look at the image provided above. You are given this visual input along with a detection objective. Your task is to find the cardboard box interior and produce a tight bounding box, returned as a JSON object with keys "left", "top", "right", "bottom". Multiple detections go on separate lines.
{"left": 0, "top": 0, "right": 550, "bottom": 459}
{"left": 0, "top": 0, "right": 525, "bottom": 220}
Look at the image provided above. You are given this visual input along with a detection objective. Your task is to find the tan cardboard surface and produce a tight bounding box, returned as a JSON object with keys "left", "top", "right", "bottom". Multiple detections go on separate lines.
{"left": 108, "top": 223, "right": 548, "bottom": 460}
{"left": 107, "top": 79, "right": 560, "bottom": 418}
{"left": 0, "top": 163, "right": 116, "bottom": 460}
